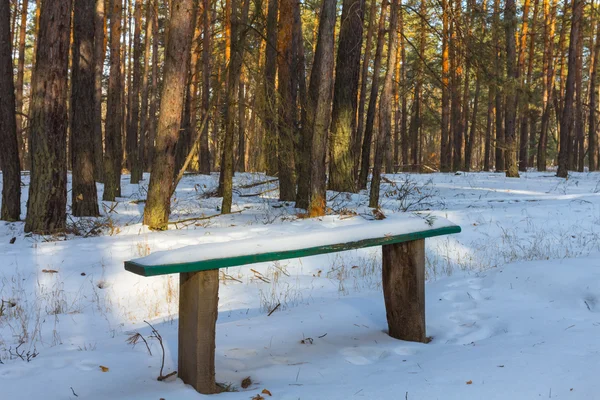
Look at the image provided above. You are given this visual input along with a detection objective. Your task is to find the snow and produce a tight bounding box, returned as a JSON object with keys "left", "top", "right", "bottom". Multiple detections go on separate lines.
{"left": 1, "top": 170, "right": 600, "bottom": 399}
{"left": 134, "top": 213, "right": 458, "bottom": 268}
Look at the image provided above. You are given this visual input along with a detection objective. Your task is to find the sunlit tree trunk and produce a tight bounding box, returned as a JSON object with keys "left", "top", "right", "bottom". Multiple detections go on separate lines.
{"left": 370, "top": 0, "right": 398, "bottom": 207}
{"left": 14, "top": 0, "right": 27, "bottom": 169}
{"left": 537, "top": 0, "right": 557, "bottom": 171}
{"left": 143, "top": 0, "right": 197, "bottom": 228}
{"left": 589, "top": 6, "right": 600, "bottom": 171}
{"left": 440, "top": 0, "right": 450, "bottom": 172}
{"left": 103, "top": 0, "right": 123, "bottom": 201}
{"left": 138, "top": 0, "right": 154, "bottom": 175}
{"left": 355, "top": 0, "right": 376, "bottom": 178}
{"left": 0, "top": 0, "right": 21, "bottom": 221}
{"left": 277, "top": 0, "right": 298, "bottom": 201}
{"left": 262, "top": 0, "right": 278, "bottom": 177}
{"left": 24, "top": 0, "right": 71, "bottom": 233}
{"left": 199, "top": 0, "right": 211, "bottom": 174}
{"left": 358, "top": 0, "right": 388, "bottom": 189}
{"left": 220, "top": 0, "right": 249, "bottom": 213}
{"left": 328, "top": 0, "right": 364, "bottom": 193}
{"left": 93, "top": 0, "right": 106, "bottom": 181}
{"left": 296, "top": 0, "right": 336, "bottom": 214}
{"left": 557, "top": 0, "right": 582, "bottom": 178}
{"left": 72, "top": 0, "right": 100, "bottom": 216}
{"left": 504, "top": 0, "right": 519, "bottom": 177}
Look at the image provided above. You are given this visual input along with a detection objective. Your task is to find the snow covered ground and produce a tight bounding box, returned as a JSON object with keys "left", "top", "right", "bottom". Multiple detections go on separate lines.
{"left": 1, "top": 171, "right": 600, "bottom": 399}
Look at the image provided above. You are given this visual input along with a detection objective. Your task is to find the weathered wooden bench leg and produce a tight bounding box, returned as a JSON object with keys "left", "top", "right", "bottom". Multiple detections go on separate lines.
{"left": 178, "top": 270, "right": 219, "bottom": 394}
{"left": 381, "top": 239, "right": 426, "bottom": 343}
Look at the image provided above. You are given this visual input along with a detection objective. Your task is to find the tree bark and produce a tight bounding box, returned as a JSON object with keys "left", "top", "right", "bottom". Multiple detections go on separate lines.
{"left": 138, "top": 0, "right": 154, "bottom": 175}
{"left": 440, "top": 0, "right": 450, "bottom": 172}
{"left": 128, "top": 0, "right": 143, "bottom": 183}
{"left": 504, "top": 0, "right": 520, "bottom": 177}
{"left": 517, "top": 0, "right": 534, "bottom": 171}
{"left": 72, "top": 0, "right": 100, "bottom": 217}
{"left": 147, "top": 0, "right": 159, "bottom": 170}
{"left": 297, "top": 0, "right": 337, "bottom": 215}
{"left": 143, "top": 0, "right": 197, "bottom": 229}
{"left": 355, "top": 0, "right": 376, "bottom": 178}
{"left": 0, "top": 0, "right": 21, "bottom": 221}
{"left": 557, "top": 0, "right": 582, "bottom": 178}
{"left": 263, "top": 0, "right": 278, "bottom": 177}
{"left": 574, "top": 11, "right": 584, "bottom": 172}
{"left": 14, "top": 0, "right": 27, "bottom": 169}
{"left": 328, "top": 0, "right": 364, "bottom": 193}
{"left": 589, "top": 8, "right": 600, "bottom": 171}
{"left": 493, "top": 0, "right": 504, "bottom": 172}
{"left": 103, "top": 0, "right": 123, "bottom": 201}
{"left": 537, "top": 0, "right": 557, "bottom": 171}
{"left": 93, "top": 0, "right": 105, "bottom": 182}
{"left": 219, "top": 0, "right": 249, "bottom": 213}
{"left": 199, "top": 0, "right": 211, "bottom": 174}
{"left": 24, "top": 0, "right": 71, "bottom": 233}
{"left": 370, "top": 0, "right": 398, "bottom": 208}
{"left": 358, "top": 1, "right": 388, "bottom": 190}
{"left": 276, "top": 0, "right": 297, "bottom": 202}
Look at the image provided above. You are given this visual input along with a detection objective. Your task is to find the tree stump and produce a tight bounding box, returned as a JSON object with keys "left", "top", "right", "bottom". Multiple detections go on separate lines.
{"left": 382, "top": 239, "right": 426, "bottom": 343}
{"left": 178, "top": 269, "right": 219, "bottom": 394}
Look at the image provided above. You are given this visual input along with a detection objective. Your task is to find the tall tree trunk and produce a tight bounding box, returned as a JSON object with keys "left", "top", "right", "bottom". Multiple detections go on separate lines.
{"left": 143, "top": 0, "right": 197, "bottom": 229}
{"left": 370, "top": 0, "right": 398, "bottom": 208}
{"left": 575, "top": 11, "right": 584, "bottom": 172}
{"left": 103, "top": 0, "right": 123, "bottom": 201}
{"left": 355, "top": 0, "right": 376, "bottom": 178}
{"left": 450, "top": 3, "right": 463, "bottom": 172}
{"left": 296, "top": 0, "right": 336, "bottom": 214}
{"left": 14, "top": 0, "right": 27, "bottom": 169}
{"left": 521, "top": 0, "right": 539, "bottom": 170}
{"left": 263, "top": 0, "right": 278, "bottom": 176}
{"left": 557, "top": 0, "right": 582, "bottom": 178}
{"left": 138, "top": 0, "right": 154, "bottom": 175}
{"left": 589, "top": 8, "right": 600, "bottom": 171}
{"left": 72, "top": 0, "right": 100, "bottom": 217}
{"left": 358, "top": 1, "right": 388, "bottom": 190}
{"left": 93, "top": 0, "right": 106, "bottom": 181}
{"left": 493, "top": 0, "right": 504, "bottom": 172}
{"left": 440, "top": 0, "right": 450, "bottom": 172}
{"left": 484, "top": 84, "right": 494, "bottom": 171}
{"left": 220, "top": 0, "right": 249, "bottom": 213}
{"left": 517, "top": 0, "right": 531, "bottom": 172}
{"left": 399, "top": 6, "right": 408, "bottom": 169}
{"left": 24, "top": 0, "right": 71, "bottom": 233}
{"left": 147, "top": 0, "right": 158, "bottom": 170}
{"left": 237, "top": 77, "right": 246, "bottom": 172}
{"left": 199, "top": 0, "right": 211, "bottom": 174}
{"left": 328, "top": 0, "right": 364, "bottom": 193}
{"left": 128, "top": 0, "right": 142, "bottom": 183}
{"left": 504, "top": 0, "right": 519, "bottom": 177}
{"left": 537, "top": 0, "right": 557, "bottom": 171}
{"left": 0, "top": 0, "right": 21, "bottom": 221}
{"left": 276, "top": 0, "right": 298, "bottom": 201}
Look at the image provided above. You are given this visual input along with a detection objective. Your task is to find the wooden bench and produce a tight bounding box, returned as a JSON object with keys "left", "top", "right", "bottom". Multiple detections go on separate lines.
{"left": 125, "top": 215, "right": 460, "bottom": 394}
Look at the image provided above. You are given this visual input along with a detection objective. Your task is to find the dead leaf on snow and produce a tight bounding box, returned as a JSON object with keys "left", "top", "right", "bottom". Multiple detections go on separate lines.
{"left": 241, "top": 376, "right": 252, "bottom": 389}
{"left": 99, "top": 365, "right": 109, "bottom": 372}
{"left": 261, "top": 389, "right": 272, "bottom": 396}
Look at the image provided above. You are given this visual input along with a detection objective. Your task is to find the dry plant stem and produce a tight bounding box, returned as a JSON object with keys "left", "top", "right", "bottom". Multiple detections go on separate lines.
{"left": 144, "top": 320, "right": 170, "bottom": 380}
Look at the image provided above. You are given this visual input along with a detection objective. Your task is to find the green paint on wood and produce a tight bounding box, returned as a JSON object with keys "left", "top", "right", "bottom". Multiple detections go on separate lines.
{"left": 125, "top": 225, "right": 461, "bottom": 277}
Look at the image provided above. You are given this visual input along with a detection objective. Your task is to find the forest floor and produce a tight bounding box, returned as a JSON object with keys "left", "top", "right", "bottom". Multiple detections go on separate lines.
{"left": 1, "top": 171, "right": 600, "bottom": 399}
